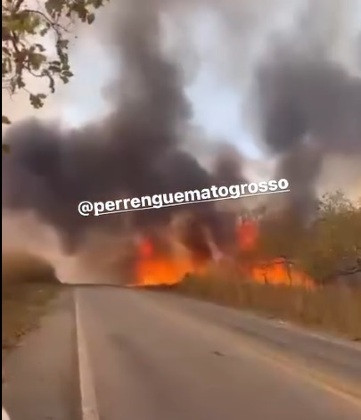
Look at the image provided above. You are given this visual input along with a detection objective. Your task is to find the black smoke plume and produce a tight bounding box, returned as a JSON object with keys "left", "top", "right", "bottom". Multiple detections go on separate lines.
{"left": 3, "top": 0, "right": 361, "bottom": 258}
{"left": 2, "top": 0, "right": 238, "bottom": 255}
{"left": 252, "top": 0, "right": 361, "bottom": 217}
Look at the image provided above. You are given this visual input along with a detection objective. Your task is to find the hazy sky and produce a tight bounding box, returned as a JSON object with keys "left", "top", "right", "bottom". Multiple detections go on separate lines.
{"left": 3, "top": 0, "right": 361, "bottom": 164}
{"left": 3, "top": 2, "right": 268, "bottom": 159}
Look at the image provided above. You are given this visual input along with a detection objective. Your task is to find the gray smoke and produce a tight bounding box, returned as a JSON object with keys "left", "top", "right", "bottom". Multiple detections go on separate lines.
{"left": 256, "top": 52, "right": 361, "bottom": 154}
{"left": 251, "top": 0, "right": 361, "bottom": 217}
{"left": 2, "top": 0, "right": 237, "bottom": 255}
{"left": 3, "top": 0, "right": 361, "bottom": 257}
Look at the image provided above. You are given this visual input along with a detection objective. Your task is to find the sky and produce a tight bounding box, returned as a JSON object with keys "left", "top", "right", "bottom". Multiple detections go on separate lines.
{"left": 2, "top": 3, "right": 266, "bottom": 161}
{"left": 186, "top": 68, "right": 263, "bottom": 159}
{"left": 59, "top": 55, "right": 263, "bottom": 159}
{"left": 3, "top": 1, "right": 361, "bottom": 165}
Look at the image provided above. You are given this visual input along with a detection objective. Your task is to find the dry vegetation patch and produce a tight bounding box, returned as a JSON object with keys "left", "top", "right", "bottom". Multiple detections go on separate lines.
{"left": 176, "top": 270, "right": 361, "bottom": 341}
{"left": 2, "top": 252, "right": 60, "bottom": 350}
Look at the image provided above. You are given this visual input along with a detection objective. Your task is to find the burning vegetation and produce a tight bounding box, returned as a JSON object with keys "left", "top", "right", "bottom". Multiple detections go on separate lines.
{"left": 135, "top": 236, "right": 194, "bottom": 286}
{"left": 133, "top": 219, "right": 211, "bottom": 287}
{"left": 131, "top": 191, "right": 361, "bottom": 289}
{"left": 2, "top": 0, "right": 361, "bottom": 294}
{"left": 133, "top": 216, "right": 317, "bottom": 289}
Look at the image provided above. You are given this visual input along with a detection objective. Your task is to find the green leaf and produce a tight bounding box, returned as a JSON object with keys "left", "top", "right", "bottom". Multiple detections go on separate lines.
{"left": 62, "top": 70, "right": 73, "bottom": 77}
{"left": 29, "top": 93, "right": 46, "bottom": 108}
{"left": 57, "top": 39, "right": 69, "bottom": 49}
{"left": 17, "top": 77, "right": 26, "bottom": 89}
{"left": 40, "top": 27, "right": 49, "bottom": 36}
{"left": 48, "top": 65, "right": 61, "bottom": 72}
{"left": 35, "top": 43, "right": 46, "bottom": 52}
{"left": 87, "top": 13, "right": 95, "bottom": 24}
{"left": 29, "top": 53, "right": 46, "bottom": 70}
{"left": 45, "top": 0, "right": 64, "bottom": 15}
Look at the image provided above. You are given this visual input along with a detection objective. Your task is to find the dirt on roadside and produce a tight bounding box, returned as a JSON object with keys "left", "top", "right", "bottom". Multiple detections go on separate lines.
{"left": 2, "top": 252, "right": 61, "bottom": 352}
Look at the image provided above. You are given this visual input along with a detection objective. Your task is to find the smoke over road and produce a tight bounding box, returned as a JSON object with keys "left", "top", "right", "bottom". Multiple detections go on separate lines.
{"left": 2, "top": 0, "right": 361, "bottom": 277}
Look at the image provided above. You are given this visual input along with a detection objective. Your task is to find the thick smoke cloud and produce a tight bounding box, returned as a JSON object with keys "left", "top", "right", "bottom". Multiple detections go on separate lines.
{"left": 3, "top": 0, "right": 361, "bottom": 258}
{"left": 255, "top": 51, "right": 361, "bottom": 216}
{"left": 250, "top": 0, "right": 361, "bottom": 217}
{"left": 2, "top": 0, "right": 233, "bottom": 255}
{"left": 256, "top": 53, "right": 361, "bottom": 154}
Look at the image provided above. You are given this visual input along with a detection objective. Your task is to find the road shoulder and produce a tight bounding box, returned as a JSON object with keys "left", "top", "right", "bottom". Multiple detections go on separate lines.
{"left": 2, "top": 287, "right": 80, "bottom": 420}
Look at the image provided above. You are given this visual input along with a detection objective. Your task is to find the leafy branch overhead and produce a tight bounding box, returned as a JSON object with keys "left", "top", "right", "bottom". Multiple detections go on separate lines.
{"left": 2, "top": 0, "right": 108, "bottom": 120}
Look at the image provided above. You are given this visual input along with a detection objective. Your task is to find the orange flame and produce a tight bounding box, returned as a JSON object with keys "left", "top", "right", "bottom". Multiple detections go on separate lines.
{"left": 237, "top": 219, "right": 315, "bottom": 289}
{"left": 250, "top": 258, "right": 314, "bottom": 289}
{"left": 237, "top": 218, "right": 259, "bottom": 252}
{"left": 138, "top": 237, "right": 154, "bottom": 258}
{"left": 135, "top": 237, "right": 205, "bottom": 286}
{"left": 134, "top": 218, "right": 315, "bottom": 289}
{"left": 136, "top": 257, "right": 193, "bottom": 286}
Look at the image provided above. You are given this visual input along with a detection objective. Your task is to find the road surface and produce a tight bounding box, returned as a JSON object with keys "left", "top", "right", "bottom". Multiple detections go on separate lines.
{"left": 3, "top": 286, "right": 361, "bottom": 420}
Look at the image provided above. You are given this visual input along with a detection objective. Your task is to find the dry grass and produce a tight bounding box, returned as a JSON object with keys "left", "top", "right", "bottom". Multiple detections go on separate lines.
{"left": 2, "top": 251, "right": 59, "bottom": 286}
{"left": 2, "top": 252, "right": 60, "bottom": 350}
{"left": 176, "top": 269, "right": 361, "bottom": 341}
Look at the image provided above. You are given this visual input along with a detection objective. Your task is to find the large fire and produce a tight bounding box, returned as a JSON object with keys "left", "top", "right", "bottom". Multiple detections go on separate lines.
{"left": 136, "top": 255, "right": 193, "bottom": 286}
{"left": 237, "top": 218, "right": 315, "bottom": 289}
{"left": 134, "top": 218, "right": 315, "bottom": 289}
{"left": 237, "top": 218, "right": 259, "bottom": 252}
{"left": 250, "top": 258, "right": 314, "bottom": 288}
{"left": 135, "top": 237, "right": 206, "bottom": 286}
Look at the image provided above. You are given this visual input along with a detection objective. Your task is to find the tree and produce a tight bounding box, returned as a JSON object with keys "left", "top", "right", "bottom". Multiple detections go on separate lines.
{"left": 255, "top": 191, "right": 361, "bottom": 284}
{"left": 301, "top": 191, "right": 361, "bottom": 283}
{"left": 256, "top": 212, "right": 309, "bottom": 261}
{"left": 2, "top": 0, "right": 109, "bottom": 130}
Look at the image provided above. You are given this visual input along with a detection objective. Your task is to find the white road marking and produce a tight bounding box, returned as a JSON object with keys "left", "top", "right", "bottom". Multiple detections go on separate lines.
{"left": 2, "top": 407, "right": 10, "bottom": 420}
{"left": 75, "top": 290, "right": 100, "bottom": 420}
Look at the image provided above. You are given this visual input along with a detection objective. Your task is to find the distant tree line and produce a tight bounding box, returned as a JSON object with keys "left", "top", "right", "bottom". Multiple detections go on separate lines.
{"left": 254, "top": 191, "right": 361, "bottom": 284}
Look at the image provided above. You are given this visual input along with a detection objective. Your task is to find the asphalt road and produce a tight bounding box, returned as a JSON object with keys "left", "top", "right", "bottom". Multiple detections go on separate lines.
{"left": 3, "top": 286, "right": 361, "bottom": 420}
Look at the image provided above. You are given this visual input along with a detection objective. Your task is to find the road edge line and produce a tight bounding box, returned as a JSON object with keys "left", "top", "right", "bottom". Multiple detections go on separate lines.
{"left": 75, "top": 290, "right": 100, "bottom": 420}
